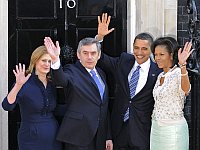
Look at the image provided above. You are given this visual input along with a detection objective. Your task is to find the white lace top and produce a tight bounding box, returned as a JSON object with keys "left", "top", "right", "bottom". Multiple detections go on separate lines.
{"left": 152, "top": 67, "right": 189, "bottom": 126}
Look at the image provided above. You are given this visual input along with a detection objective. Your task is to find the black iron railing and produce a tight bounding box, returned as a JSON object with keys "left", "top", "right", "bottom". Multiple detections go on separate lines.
{"left": 186, "top": 0, "right": 200, "bottom": 149}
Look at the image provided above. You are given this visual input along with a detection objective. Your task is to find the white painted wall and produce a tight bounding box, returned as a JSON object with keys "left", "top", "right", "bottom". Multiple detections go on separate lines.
{"left": 0, "top": 0, "right": 8, "bottom": 149}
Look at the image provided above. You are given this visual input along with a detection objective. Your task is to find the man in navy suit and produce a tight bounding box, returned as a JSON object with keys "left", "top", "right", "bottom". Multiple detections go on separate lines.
{"left": 44, "top": 37, "right": 113, "bottom": 150}
{"left": 96, "top": 13, "right": 162, "bottom": 150}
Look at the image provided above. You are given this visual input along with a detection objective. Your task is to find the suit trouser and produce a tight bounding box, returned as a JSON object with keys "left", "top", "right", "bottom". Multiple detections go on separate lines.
{"left": 113, "top": 120, "right": 149, "bottom": 150}
{"left": 64, "top": 134, "right": 97, "bottom": 150}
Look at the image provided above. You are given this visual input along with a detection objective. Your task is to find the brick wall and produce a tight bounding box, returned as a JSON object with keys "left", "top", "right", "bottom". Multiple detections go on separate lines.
{"left": 178, "top": 0, "right": 200, "bottom": 47}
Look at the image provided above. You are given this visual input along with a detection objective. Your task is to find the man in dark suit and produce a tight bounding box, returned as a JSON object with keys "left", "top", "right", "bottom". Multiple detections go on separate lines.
{"left": 96, "top": 14, "right": 162, "bottom": 150}
{"left": 44, "top": 37, "right": 113, "bottom": 150}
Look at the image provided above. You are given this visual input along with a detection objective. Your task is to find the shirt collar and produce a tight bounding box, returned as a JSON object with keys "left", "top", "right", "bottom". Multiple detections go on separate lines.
{"left": 85, "top": 67, "right": 97, "bottom": 75}
{"left": 134, "top": 58, "right": 150, "bottom": 71}
{"left": 79, "top": 60, "right": 97, "bottom": 74}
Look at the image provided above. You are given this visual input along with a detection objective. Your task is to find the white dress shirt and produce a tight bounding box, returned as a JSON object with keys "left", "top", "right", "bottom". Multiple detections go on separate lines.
{"left": 128, "top": 58, "right": 150, "bottom": 95}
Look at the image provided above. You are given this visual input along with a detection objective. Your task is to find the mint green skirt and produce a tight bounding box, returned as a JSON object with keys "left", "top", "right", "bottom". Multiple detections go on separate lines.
{"left": 150, "top": 117, "right": 189, "bottom": 150}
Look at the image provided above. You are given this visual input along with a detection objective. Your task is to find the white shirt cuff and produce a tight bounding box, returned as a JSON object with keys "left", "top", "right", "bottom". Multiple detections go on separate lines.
{"left": 51, "top": 58, "right": 61, "bottom": 70}
{"left": 95, "top": 35, "right": 103, "bottom": 43}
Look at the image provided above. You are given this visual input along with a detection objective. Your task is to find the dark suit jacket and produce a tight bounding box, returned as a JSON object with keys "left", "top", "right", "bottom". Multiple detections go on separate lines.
{"left": 97, "top": 52, "right": 162, "bottom": 148}
{"left": 51, "top": 60, "right": 111, "bottom": 149}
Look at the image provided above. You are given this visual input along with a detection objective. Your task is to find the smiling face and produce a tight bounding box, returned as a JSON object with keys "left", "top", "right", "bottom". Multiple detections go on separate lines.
{"left": 35, "top": 53, "right": 51, "bottom": 76}
{"left": 133, "top": 39, "right": 151, "bottom": 65}
{"left": 77, "top": 43, "right": 101, "bottom": 70}
{"left": 154, "top": 45, "right": 173, "bottom": 71}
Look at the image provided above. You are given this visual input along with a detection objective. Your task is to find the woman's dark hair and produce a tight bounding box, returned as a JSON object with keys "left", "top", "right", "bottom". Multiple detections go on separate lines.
{"left": 151, "top": 37, "right": 179, "bottom": 67}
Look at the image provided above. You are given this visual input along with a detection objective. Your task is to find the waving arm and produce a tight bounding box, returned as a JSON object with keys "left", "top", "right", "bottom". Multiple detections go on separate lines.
{"left": 178, "top": 42, "right": 194, "bottom": 93}
{"left": 96, "top": 13, "right": 115, "bottom": 41}
{"left": 7, "top": 63, "right": 31, "bottom": 104}
{"left": 44, "top": 37, "right": 60, "bottom": 64}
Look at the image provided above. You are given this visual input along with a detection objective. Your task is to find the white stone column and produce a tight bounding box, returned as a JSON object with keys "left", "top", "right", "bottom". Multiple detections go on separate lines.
{"left": 0, "top": 0, "right": 8, "bottom": 150}
{"left": 164, "top": 0, "right": 177, "bottom": 38}
{"left": 127, "top": 0, "right": 165, "bottom": 53}
{"left": 140, "top": 0, "right": 165, "bottom": 39}
{"left": 138, "top": 0, "right": 177, "bottom": 39}
{"left": 127, "top": 0, "right": 177, "bottom": 53}
{"left": 127, "top": 0, "right": 136, "bottom": 53}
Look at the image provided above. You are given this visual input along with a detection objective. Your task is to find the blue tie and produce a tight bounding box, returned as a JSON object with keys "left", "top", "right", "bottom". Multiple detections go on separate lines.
{"left": 124, "top": 65, "right": 141, "bottom": 122}
{"left": 90, "top": 70, "right": 104, "bottom": 101}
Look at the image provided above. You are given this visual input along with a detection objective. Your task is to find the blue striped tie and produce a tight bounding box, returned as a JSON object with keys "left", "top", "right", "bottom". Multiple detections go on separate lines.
{"left": 90, "top": 70, "right": 104, "bottom": 101}
{"left": 124, "top": 65, "right": 141, "bottom": 122}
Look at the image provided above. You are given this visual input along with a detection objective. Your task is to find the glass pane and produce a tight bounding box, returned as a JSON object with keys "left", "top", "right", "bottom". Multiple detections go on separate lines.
{"left": 16, "top": 0, "right": 56, "bottom": 18}
{"left": 77, "top": 0, "right": 114, "bottom": 16}
{"left": 76, "top": 28, "right": 97, "bottom": 41}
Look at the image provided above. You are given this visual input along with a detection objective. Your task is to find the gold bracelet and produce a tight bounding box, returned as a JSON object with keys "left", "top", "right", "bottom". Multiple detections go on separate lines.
{"left": 181, "top": 71, "right": 188, "bottom": 76}
{"left": 180, "top": 65, "right": 186, "bottom": 69}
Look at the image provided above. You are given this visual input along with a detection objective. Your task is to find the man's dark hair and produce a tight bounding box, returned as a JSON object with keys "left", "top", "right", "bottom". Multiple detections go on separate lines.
{"left": 134, "top": 32, "right": 154, "bottom": 46}
{"left": 77, "top": 37, "right": 101, "bottom": 54}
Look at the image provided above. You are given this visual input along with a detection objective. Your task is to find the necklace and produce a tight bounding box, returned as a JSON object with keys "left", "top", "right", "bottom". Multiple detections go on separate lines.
{"left": 161, "top": 65, "right": 177, "bottom": 77}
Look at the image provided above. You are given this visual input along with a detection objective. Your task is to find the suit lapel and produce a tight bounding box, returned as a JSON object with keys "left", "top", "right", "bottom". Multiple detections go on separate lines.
{"left": 145, "top": 60, "right": 159, "bottom": 89}
{"left": 75, "top": 61, "right": 96, "bottom": 86}
{"left": 121, "top": 56, "right": 135, "bottom": 99}
{"left": 75, "top": 61, "right": 103, "bottom": 103}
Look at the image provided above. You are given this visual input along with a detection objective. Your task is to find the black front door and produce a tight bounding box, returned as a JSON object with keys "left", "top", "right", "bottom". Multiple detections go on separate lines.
{"left": 8, "top": 0, "right": 127, "bottom": 149}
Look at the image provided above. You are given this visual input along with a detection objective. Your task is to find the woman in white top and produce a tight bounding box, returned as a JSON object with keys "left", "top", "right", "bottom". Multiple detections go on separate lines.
{"left": 150, "top": 37, "right": 193, "bottom": 150}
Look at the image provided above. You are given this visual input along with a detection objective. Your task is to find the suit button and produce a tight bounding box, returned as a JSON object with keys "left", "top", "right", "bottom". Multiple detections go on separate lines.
{"left": 129, "top": 101, "right": 132, "bottom": 103}
{"left": 97, "top": 118, "right": 100, "bottom": 121}
{"left": 101, "top": 106, "right": 103, "bottom": 109}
